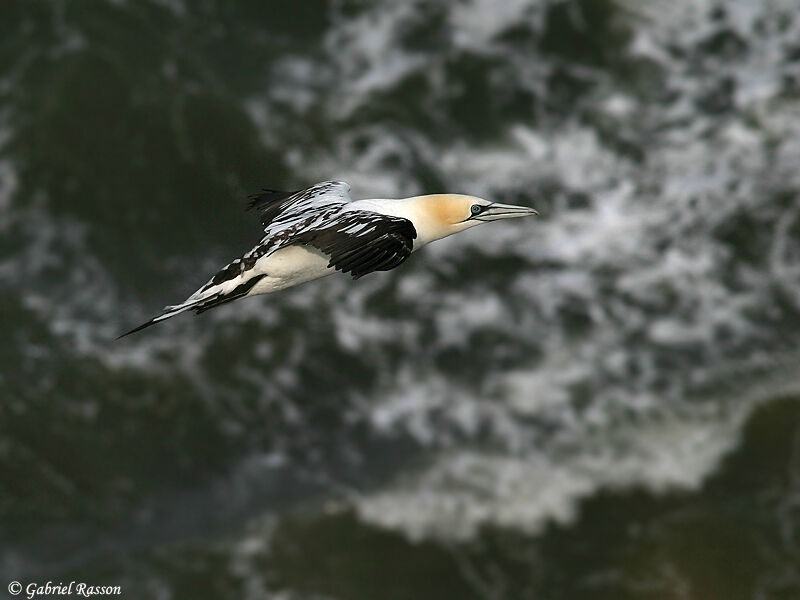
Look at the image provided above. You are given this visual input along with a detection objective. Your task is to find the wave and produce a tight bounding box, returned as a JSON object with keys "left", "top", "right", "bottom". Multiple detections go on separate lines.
{"left": 3, "top": 0, "right": 800, "bottom": 547}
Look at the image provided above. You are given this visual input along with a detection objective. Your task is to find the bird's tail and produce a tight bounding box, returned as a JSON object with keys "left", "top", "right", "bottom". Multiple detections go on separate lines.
{"left": 116, "top": 301, "right": 199, "bottom": 339}
{"left": 116, "top": 273, "right": 267, "bottom": 339}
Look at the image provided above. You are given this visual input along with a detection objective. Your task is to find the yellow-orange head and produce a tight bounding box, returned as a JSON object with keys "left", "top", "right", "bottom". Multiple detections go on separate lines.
{"left": 404, "top": 193, "right": 538, "bottom": 245}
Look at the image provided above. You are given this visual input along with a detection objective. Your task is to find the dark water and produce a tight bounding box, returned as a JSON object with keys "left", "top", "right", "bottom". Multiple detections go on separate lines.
{"left": 2, "top": 0, "right": 800, "bottom": 598}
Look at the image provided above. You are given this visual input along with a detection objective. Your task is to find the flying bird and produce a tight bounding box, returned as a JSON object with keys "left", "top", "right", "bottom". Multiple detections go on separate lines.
{"left": 118, "top": 180, "right": 537, "bottom": 338}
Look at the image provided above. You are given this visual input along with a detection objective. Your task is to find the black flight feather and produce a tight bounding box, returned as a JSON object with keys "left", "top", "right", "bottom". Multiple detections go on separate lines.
{"left": 297, "top": 213, "right": 417, "bottom": 279}
{"left": 246, "top": 188, "right": 300, "bottom": 227}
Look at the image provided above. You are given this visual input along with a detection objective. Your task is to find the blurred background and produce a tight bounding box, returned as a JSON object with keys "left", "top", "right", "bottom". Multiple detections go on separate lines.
{"left": 2, "top": 0, "right": 800, "bottom": 598}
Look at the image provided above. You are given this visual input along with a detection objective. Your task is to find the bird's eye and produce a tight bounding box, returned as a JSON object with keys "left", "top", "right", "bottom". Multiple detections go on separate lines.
{"left": 470, "top": 204, "right": 483, "bottom": 215}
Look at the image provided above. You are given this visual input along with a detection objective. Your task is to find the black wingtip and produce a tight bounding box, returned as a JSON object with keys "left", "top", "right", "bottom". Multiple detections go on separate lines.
{"left": 116, "top": 318, "right": 159, "bottom": 340}
{"left": 246, "top": 188, "right": 297, "bottom": 211}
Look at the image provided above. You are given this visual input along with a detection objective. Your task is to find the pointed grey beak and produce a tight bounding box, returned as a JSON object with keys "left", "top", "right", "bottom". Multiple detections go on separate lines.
{"left": 474, "top": 202, "right": 539, "bottom": 222}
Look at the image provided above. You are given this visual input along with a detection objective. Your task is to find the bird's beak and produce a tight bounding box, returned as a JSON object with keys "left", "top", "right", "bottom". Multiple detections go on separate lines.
{"left": 475, "top": 203, "right": 539, "bottom": 221}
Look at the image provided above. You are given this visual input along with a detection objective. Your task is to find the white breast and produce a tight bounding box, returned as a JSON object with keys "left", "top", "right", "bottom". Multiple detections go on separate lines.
{"left": 250, "top": 245, "right": 335, "bottom": 295}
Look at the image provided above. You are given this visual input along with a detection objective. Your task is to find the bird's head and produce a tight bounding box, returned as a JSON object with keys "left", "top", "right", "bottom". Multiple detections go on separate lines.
{"left": 410, "top": 194, "right": 538, "bottom": 244}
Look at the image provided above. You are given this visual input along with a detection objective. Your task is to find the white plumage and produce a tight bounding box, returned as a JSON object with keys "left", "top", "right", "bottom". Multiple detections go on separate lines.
{"left": 119, "top": 180, "right": 537, "bottom": 337}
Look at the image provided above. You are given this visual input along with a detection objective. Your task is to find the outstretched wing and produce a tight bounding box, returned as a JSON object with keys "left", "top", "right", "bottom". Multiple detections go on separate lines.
{"left": 187, "top": 181, "right": 355, "bottom": 296}
{"left": 296, "top": 211, "right": 417, "bottom": 279}
{"left": 248, "top": 181, "right": 416, "bottom": 278}
{"left": 248, "top": 180, "right": 352, "bottom": 229}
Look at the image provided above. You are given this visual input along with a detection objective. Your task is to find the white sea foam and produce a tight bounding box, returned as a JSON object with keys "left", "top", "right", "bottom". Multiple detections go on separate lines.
{"left": 355, "top": 369, "right": 797, "bottom": 540}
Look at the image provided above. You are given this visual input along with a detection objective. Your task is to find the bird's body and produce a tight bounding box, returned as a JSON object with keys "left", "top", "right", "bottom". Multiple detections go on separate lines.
{"left": 119, "top": 180, "right": 537, "bottom": 337}
{"left": 247, "top": 245, "right": 332, "bottom": 295}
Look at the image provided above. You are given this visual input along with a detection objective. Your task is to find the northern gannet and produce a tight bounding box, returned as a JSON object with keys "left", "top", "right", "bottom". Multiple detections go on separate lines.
{"left": 119, "top": 181, "right": 537, "bottom": 338}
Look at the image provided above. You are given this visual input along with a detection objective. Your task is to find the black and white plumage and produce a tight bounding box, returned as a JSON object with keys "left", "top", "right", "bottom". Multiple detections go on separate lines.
{"left": 119, "top": 180, "right": 537, "bottom": 338}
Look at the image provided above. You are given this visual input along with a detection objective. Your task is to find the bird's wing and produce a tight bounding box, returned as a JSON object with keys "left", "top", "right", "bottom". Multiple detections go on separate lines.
{"left": 248, "top": 179, "right": 417, "bottom": 278}
{"left": 117, "top": 182, "right": 415, "bottom": 337}
{"left": 248, "top": 180, "right": 352, "bottom": 229}
{"left": 180, "top": 181, "right": 403, "bottom": 296}
{"left": 168, "top": 182, "right": 352, "bottom": 302}
{"left": 295, "top": 210, "right": 417, "bottom": 279}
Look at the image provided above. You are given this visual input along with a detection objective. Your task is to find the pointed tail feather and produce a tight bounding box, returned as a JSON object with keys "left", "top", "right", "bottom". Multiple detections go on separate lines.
{"left": 116, "top": 274, "right": 267, "bottom": 339}
{"left": 116, "top": 303, "right": 196, "bottom": 339}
